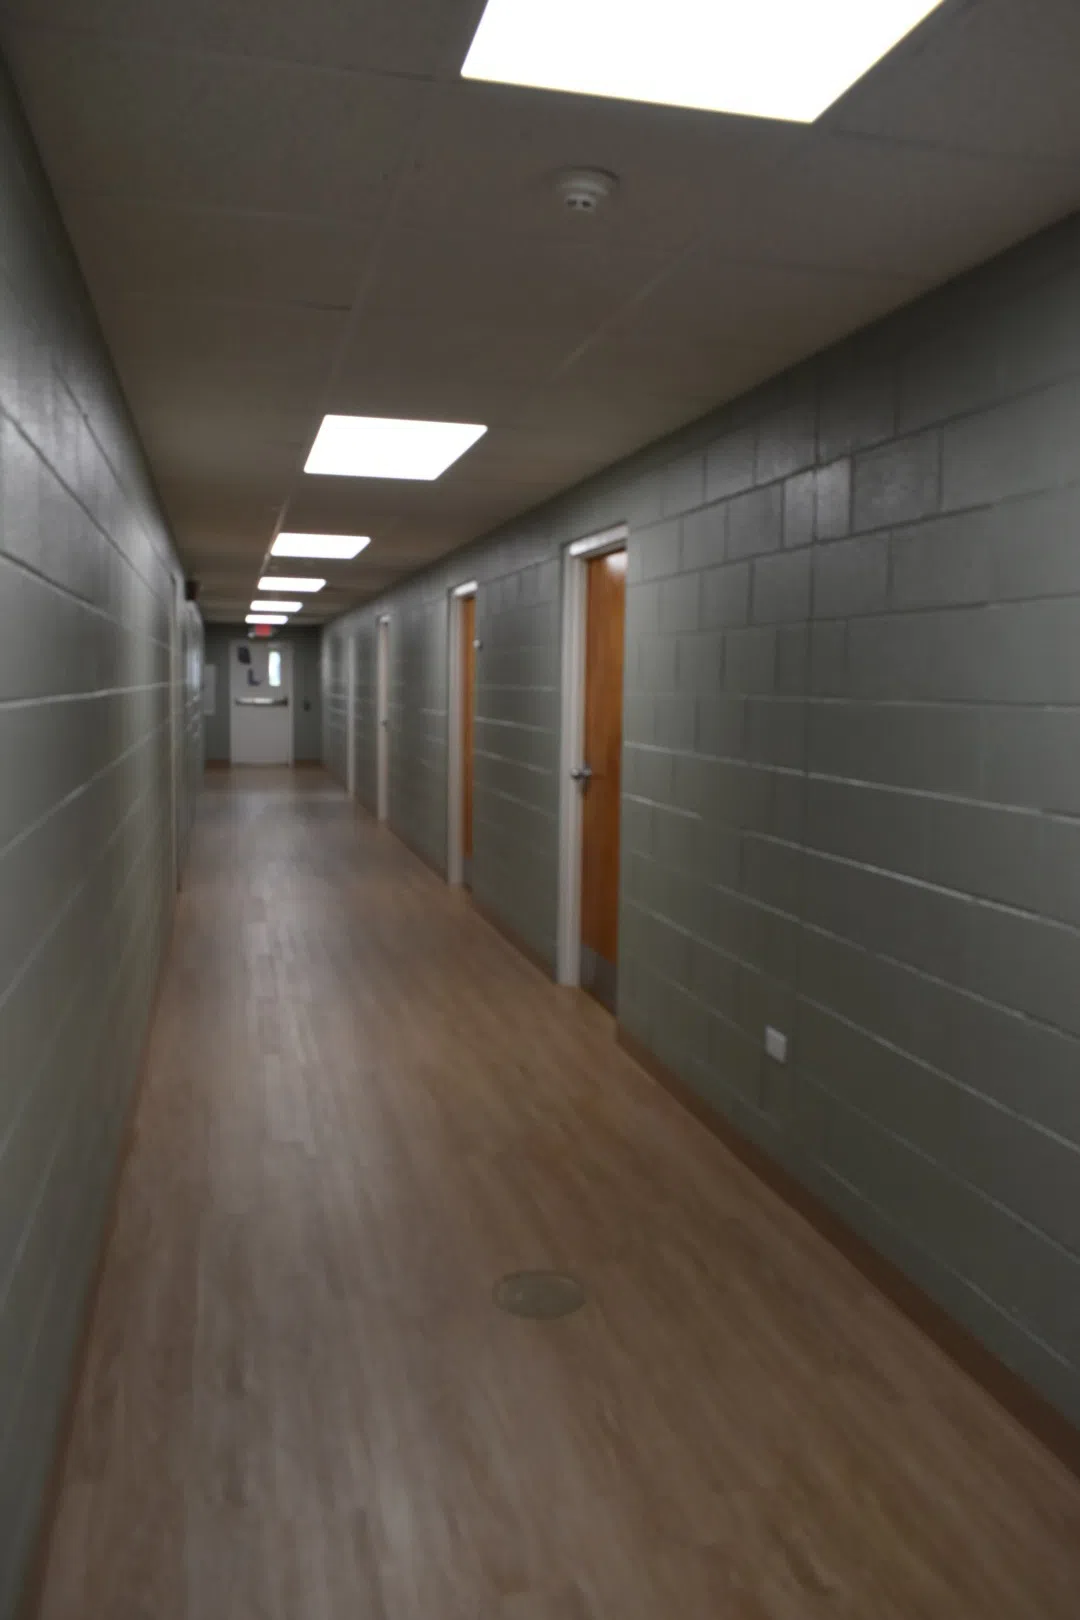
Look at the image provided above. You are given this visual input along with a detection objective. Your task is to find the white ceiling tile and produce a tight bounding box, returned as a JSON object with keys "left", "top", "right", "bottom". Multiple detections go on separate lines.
{"left": 157, "top": 483, "right": 287, "bottom": 535}
{"left": 825, "top": 0, "right": 1080, "bottom": 162}
{"left": 360, "top": 225, "right": 670, "bottom": 325}
{"left": 122, "top": 371, "right": 328, "bottom": 427}
{"left": 4, "top": 29, "right": 429, "bottom": 216}
{"left": 134, "top": 401, "right": 317, "bottom": 447}
{"left": 144, "top": 432, "right": 307, "bottom": 490}
{"left": 280, "top": 469, "right": 536, "bottom": 534}
{"left": 333, "top": 309, "right": 586, "bottom": 391}
{"left": 557, "top": 342, "right": 798, "bottom": 415}
{"left": 729, "top": 133, "right": 1080, "bottom": 280}
{"left": 502, "top": 382, "right": 727, "bottom": 454}
{"left": 2, "top": 0, "right": 1077, "bottom": 618}
{"left": 0, "top": 0, "right": 473, "bottom": 78}
{"left": 392, "top": 77, "right": 800, "bottom": 251}
{"left": 63, "top": 197, "right": 376, "bottom": 308}
{"left": 99, "top": 297, "right": 346, "bottom": 386}
{"left": 324, "top": 370, "right": 529, "bottom": 427}
{"left": 595, "top": 253, "right": 926, "bottom": 358}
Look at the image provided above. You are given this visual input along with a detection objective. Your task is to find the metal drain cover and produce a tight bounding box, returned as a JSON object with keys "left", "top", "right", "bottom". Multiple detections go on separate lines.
{"left": 494, "top": 1271, "right": 586, "bottom": 1320}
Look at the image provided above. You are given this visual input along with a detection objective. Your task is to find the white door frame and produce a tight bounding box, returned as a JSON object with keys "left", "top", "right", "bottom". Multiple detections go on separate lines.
{"left": 376, "top": 616, "right": 390, "bottom": 822}
{"left": 556, "top": 524, "right": 628, "bottom": 986}
{"left": 345, "top": 635, "right": 358, "bottom": 797}
{"left": 446, "top": 580, "right": 478, "bottom": 885}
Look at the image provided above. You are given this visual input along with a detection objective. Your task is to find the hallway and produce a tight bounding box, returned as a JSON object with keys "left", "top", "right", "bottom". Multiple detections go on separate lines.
{"left": 33, "top": 771, "right": 1080, "bottom": 1618}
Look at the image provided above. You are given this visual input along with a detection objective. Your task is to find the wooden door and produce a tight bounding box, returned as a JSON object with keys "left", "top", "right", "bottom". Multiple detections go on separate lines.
{"left": 580, "top": 549, "right": 626, "bottom": 1002}
{"left": 462, "top": 595, "right": 476, "bottom": 876}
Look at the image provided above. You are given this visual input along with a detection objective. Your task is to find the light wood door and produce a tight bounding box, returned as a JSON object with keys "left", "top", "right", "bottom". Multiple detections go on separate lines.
{"left": 580, "top": 549, "right": 626, "bottom": 989}
{"left": 461, "top": 595, "right": 476, "bottom": 873}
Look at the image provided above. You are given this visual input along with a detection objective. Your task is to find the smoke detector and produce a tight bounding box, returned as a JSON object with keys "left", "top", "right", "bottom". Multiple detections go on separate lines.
{"left": 555, "top": 168, "right": 618, "bottom": 215}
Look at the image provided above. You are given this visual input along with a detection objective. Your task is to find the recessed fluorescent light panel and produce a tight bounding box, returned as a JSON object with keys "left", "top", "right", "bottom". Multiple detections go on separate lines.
{"left": 304, "top": 415, "right": 488, "bottom": 481}
{"left": 250, "top": 600, "right": 302, "bottom": 614}
{"left": 272, "top": 533, "right": 371, "bottom": 560}
{"left": 257, "top": 577, "right": 326, "bottom": 593}
{"left": 246, "top": 614, "right": 288, "bottom": 625}
{"left": 462, "top": 0, "right": 946, "bottom": 123}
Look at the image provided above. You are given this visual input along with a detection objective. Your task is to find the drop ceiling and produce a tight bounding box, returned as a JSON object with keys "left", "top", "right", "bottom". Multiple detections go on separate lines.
{"left": 1, "top": 0, "right": 1079, "bottom": 623}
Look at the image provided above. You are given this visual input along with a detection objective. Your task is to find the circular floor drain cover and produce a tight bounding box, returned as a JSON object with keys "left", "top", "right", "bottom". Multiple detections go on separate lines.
{"left": 494, "top": 1271, "right": 586, "bottom": 1320}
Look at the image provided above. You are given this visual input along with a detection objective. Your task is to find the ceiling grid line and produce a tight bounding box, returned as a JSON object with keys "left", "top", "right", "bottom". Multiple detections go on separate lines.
{"left": 1, "top": 0, "right": 1076, "bottom": 621}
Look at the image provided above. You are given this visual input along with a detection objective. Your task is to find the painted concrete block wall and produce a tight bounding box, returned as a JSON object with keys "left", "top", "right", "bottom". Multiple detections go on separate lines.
{"left": 204, "top": 625, "right": 322, "bottom": 764}
{"left": 0, "top": 65, "right": 201, "bottom": 1616}
{"left": 291, "top": 628, "right": 324, "bottom": 764}
{"left": 323, "top": 211, "right": 1080, "bottom": 1428}
{"left": 177, "top": 598, "right": 204, "bottom": 873}
{"left": 321, "top": 623, "right": 347, "bottom": 784}
{"left": 329, "top": 532, "right": 561, "bottom": 957}
{"left": 351, "top": 617, "right": 377, "bottom": 812}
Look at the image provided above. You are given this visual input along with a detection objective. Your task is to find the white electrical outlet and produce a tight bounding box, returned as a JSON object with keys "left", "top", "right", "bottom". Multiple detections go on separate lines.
{"left": 765, "top": 1026, "right": 788, "bottom": 1064}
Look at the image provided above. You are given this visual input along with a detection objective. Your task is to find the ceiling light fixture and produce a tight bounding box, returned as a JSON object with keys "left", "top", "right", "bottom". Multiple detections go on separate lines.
{"left": 462, "top": 0, "right": 947, "bottom": 123}
{"left": 453, "top": 580, "right": 479, "bottom": 598}
{"left": 246, "top": 613, "right": 288, "bottom": 626}
{"left": 304, "top": 415, "right": 488, "bottom": 481}
{"left": 271, "top": 533, "right": 372, "bottom": 560}
{"left": 250, "top": 600, "right": 302, "bottom": 614}
{"left": 257, "top": 576, "right": 326, "bottom": 593}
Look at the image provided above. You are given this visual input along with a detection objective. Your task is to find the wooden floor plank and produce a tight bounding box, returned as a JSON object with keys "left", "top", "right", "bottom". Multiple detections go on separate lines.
{"left": 33, "top": 768, "right": 1080, "bottom": 1619}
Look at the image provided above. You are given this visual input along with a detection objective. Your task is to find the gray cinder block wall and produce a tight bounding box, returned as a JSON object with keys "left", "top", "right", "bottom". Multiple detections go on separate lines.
{"left": 0, "top": 67, "right": 202, "bottom": 1616}
{"left": 322, "top": 211, "right": 1080, "bottom": 1431}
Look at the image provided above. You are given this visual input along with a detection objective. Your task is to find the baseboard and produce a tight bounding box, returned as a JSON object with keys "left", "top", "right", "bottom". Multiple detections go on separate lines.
{"left": 17, "top": 905, "right": 184, "bottom": 1619}
{"left": 469, "top": 897, "right": 555, "bottom": 982}
{"left": 616, "top": 1026, "right": 1080, "bottom": 1483}
{"left": 204, "top": 759, "right": 324, "bottom": 771}
{"left": 390, "top": 823, "right": 447, "bottom": 883}
{"left": 381, "top": 819, "right": 554, "bottom": 983}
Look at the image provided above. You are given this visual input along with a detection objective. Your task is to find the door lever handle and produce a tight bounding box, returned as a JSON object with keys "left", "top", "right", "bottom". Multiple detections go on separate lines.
{"left": 570, "top": 765, "right": 593, "bottom": 782}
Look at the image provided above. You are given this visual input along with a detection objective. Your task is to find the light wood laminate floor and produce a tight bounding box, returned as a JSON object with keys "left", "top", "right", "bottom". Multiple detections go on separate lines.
{"left": 35, "top": 770, "right": 1080, "bottom": 1618}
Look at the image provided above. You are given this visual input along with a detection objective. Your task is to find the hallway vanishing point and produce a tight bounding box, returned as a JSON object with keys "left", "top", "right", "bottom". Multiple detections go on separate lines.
{"left": 34, "top": 771, "right": 1080, "bottom": 1619}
